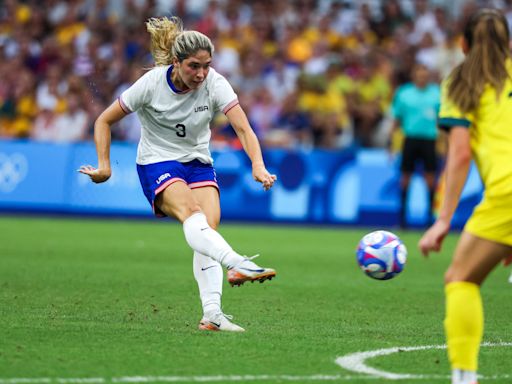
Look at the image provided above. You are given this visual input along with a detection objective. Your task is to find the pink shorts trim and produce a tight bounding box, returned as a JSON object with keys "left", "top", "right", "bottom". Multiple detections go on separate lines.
{"left": 151, "top": 178, "right": 219, "bottom": 217}
{"left": 154, "top": 177, "right": 186, "bottom": 196}
{"left": 189, "top": 181, "right": 219, "bottom": 190}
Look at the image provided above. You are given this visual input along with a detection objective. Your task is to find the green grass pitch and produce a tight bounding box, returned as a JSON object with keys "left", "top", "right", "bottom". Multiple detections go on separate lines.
{"left": 0, "top": 216, "right": 511, "bottom": 383}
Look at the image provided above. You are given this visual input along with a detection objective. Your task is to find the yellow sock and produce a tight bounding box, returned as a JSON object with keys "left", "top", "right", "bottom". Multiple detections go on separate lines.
{"left": 444, "top": 281, "right": 483, "bottom": 371}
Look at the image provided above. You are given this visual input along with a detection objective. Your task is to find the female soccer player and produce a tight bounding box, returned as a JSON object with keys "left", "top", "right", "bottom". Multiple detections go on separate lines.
{"left": 419, "top": 8, "right": 512, "bottom": 384}
{"left": 79, "top": 17, "right": 277, "bottom": 332}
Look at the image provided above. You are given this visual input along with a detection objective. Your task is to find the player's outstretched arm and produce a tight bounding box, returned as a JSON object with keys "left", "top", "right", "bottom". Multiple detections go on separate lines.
{"left": 418, "top": 126, "right": 471, "bottom": 256}
{"left": 79, "top": 100, "right": 127, "bottom": 183}
{"left": 226, "top": 104, "right": 277, "bottom": 191}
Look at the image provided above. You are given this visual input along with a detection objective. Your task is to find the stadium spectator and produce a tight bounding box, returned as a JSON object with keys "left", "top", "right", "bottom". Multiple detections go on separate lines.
{"left": 273, "top": 90, "right": 312, "bottom": 148}
{"left": 30, "top": 106, "right": 59, "bottom": 142}
{"left": 303, "top": 40, "right": 331, "bottom": 76}
{"left": 389, "top": 62, "right": 440, "bottom": 229}
{"left": 351, "top": 57, "right": 392, "bottom": 147}
{"left": 418, "top": 8, "right": 512, "bottom": 384}
{"left": 373, "top": 0, "right": 411, "bottom": 41}
{"left": 229, "top": 47, "right": 264, "bottom": 95}
{"left": 79, "top": 16, "right": 276, "bottom": 333}
{"left": 52, "top": 91, "right": 89, "bottom": 142}
{"left": 409, "top": 0, "right": 445, "bottom": 46}
{"left": 248, "top": 86, "right": 280, "bottom": 142}
{"left": 112, "top": 64, "right": 145, "bottom": 142}
{"left": 262, "top": 52, "right": 300, "bottom": 104}
{"left": 0, "top": 0, "right": 498, "bottom": 151}
{"left": 330, "top": 0, "right": 360, "bottom": 37}
{"left": 303, "top": 14, "right": 341, "bottom": 51}
{"left": 11, "top": 69, "right": 38, "bottom": 137}
{"left": 415, "top": 32, "right": 439, "bottom": 70}
{"left": 36, "top": 64, "right": 68, "bottom": 112}
{"left": 298, "top": 73, "right": 350, "bottom": 149}
{"left": 434, "top": 28, "right": 465, "bottom": 79}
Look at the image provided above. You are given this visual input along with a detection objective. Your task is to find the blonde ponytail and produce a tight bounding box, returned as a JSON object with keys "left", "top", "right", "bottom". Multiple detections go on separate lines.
{"left": 145, "top": 16, "right": 214, "bottom": 67}
{"left": 146, "top": 16, "right": 183, "bottom": 66}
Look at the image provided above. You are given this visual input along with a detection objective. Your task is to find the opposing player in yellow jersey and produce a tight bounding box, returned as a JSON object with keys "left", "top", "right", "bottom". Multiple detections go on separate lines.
{"left": 419, "top": 8, "right": 512, "bottom": 384}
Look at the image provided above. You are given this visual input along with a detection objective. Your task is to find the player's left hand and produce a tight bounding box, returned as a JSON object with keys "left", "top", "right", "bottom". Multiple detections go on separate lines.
{"left": 252, "top": 164, "right": 277, "bottom": 191}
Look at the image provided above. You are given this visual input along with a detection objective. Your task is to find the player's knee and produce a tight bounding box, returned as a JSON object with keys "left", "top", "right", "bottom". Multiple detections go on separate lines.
{"left": 158, "top": 199, "right": 201, "bottom": 223}
{"left": 183, "top": 203, "right": 202, "bottom": 219}
{"left": 444, "top": 263, "right": 466, "bottom": 283}
{"left": 444, "top": 267, "right": 477, "bottom": 285}
{"left": 209, "top": 219, "right": 220, "bottom": 230}
{"left": 444, "top": 268, "right": 455, "bottom": 284}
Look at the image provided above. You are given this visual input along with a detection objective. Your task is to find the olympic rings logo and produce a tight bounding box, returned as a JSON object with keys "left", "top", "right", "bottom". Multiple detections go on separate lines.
{"left": 0, "top": 152, "right": 28, "bottom": 193}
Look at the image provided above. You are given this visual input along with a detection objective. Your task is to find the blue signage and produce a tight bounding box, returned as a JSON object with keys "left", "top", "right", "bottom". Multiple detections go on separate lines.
{"left": 0, "top": 139, "right": 482, "bottom": 228}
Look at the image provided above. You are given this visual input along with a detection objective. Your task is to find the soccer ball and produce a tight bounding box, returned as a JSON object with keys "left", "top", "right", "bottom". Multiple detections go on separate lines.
{"left": 356, "top": 230, "right": 407, "bottom": 280}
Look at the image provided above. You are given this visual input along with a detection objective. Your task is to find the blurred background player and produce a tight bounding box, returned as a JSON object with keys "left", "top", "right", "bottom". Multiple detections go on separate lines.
{"left": 79, "top": 16, "right": 277, "bottom": 333}
{"left": 419, "top": 9, "right": 512, "bottom": 384}
{"left": 390, "top": 62, "right": 440, "bottom": 228}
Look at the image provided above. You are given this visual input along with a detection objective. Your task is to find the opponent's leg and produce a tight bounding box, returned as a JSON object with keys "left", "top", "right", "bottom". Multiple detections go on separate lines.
{"left": 445, "top": 281, "right": 482, "bottom": 384}
{"left": 444, "top": 232, "right": 511, "bottom": 384}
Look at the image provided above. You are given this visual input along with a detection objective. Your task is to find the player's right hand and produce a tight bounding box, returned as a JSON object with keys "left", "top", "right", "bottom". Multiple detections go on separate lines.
{"left": 418, "top": 219, "right": 450, "bottom": 257}
{"left": 78, "top": 165, "right": 111, "bottom": 183}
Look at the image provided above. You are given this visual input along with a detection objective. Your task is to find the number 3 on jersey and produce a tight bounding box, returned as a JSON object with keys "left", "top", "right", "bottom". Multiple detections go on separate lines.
{"left": 175, "top": 123, "right": 186, "bottom": 137}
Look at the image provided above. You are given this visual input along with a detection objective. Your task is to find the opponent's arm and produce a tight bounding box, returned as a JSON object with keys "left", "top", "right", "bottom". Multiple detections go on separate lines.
{"left": 226, "top": 104, "right": 277, "bottom": 190}
{"left": 419, "top": 126, "right": 472, "bottom": 256}
{"left": 79, "top": 100, "right": 127, "bottom": 183}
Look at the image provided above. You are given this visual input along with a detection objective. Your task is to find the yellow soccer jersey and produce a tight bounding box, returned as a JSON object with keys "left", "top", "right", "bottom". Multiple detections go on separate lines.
{"left": 438, "top": 62, "right": 512, "bottom": 200}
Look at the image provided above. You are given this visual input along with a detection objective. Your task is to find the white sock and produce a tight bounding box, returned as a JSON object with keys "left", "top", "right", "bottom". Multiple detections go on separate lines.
{"left": 193, "top": 251, "right": 222, "bottom": 317}
{"left": 183, "top": 212, "right": 245, "bottom": 269}
{"left": 452, "top": 369, "right": 478, "bottom": 384}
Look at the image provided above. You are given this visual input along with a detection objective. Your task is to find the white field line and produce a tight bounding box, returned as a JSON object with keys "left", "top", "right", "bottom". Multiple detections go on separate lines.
{"left": 2, "top": 373, "right": 512, "bottom": 383}
{"left": 4, "top": 373, "right": 512, "bottom": 383}
{"left": 0, "top": 376, "right": 377, "bottom": 383}
{"left": 335, "top": 341, "right": 512, "bottom": 380}
{"left": 336, "top": 344, "right": 446, "bottom": 379}
{"left": 1, "top": 342, "right": 511, "bottom": 383}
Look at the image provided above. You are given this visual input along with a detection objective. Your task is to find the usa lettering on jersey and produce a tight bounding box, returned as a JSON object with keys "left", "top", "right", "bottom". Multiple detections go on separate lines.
{"left": 156, "top": 173, "right": 171, "bottom": 184}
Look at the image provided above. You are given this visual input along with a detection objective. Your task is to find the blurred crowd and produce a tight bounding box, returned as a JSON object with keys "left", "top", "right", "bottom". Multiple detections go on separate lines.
{"left": 1, "top": 0, "right": 511, "bottom": 149}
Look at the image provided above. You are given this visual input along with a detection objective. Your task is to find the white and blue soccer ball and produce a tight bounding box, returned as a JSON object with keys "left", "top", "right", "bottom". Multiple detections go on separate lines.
{"left": 356, "top": 230, "right": 407, "bottom": 280}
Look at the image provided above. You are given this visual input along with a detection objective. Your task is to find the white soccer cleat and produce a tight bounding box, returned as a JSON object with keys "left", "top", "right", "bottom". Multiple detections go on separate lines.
{"left": 198, "top": 312, "right": 245, "bottom": 332}
{"left": 451, "top": 369, "right": 478, "bottom": 384}
{"left": 227, "top": 255, "right": 276, "bottom": 287}
{"left": 508, "top": 272, "right": 512, "bottom": 284}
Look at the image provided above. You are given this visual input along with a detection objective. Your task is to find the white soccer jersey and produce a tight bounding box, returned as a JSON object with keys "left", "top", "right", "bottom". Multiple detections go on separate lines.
{"left": 119, "top": 65, "right": 238, "bottom": 165}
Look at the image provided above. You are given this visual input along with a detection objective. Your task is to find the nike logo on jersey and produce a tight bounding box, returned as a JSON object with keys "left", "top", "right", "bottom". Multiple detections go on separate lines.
{"left": 201, "top": 265, "right": 217, "bottom": 271}
{"left": 194, "top": 105, "right": 209, "bottom": 112}
{"left": 200, "top": 227, "right": 209, "bottom": 231}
